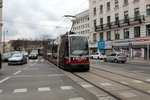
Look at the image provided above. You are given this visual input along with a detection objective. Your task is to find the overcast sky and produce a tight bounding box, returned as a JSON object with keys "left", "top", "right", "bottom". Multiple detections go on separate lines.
{"left": 2, "top": 0, "right": 89, "bottom": 41}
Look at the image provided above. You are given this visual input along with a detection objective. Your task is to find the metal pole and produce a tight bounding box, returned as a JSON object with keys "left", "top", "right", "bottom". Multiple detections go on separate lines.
{"left": 147, "top": 43, "right": 149, "bottom": 60}
{"left": 3, "top": 28, "right": 5, "bottom": 53}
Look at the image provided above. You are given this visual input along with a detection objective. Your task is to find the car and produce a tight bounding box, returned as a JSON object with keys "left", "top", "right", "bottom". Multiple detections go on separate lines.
{"left": 0, "top": 52, "right": 2, "bottom": 69}
{"left": 2, "top": 52, "right": 12, "bottom": 62}
{"left": 22, "top": 51, "right": 29, "bottom": 57}
{"left": 90, "top": 52, "right": 106, "bottom": 59}
{"left": 29, "top": 52, "right": 38, "bottom": 59}
{"left": 104, "top": 52, "right": 127, "bottom": 63}
{"left": 8, "top": 53, "right": 27, "bottom": 65}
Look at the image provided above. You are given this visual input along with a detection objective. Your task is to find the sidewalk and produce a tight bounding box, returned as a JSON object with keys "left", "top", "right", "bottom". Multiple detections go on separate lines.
{"left": 127, "top": 58, "right": 150, "bottom": 65}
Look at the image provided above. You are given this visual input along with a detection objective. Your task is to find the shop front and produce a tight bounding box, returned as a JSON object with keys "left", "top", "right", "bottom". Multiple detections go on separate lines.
{"left": 113, "top": 38, "right": 150, "bottom": 60}
{"left": 105, "top": 41, "right": 112, "bottom": 55}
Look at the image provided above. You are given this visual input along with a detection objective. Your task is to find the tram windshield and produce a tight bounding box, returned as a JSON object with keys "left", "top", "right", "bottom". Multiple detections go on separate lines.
{"left": 70, "top": 36, "right": 89, "bottom": 56}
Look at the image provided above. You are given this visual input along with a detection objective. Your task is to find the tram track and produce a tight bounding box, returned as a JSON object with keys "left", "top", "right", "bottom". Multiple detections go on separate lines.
{"left": 72, "top": 69, "right": 150, "bottom": 100}
{"left": 92, "top": 66, "right": 150, "bottom": 84}
{"left": 48, "top": 60, "right": 150, "bottom": 99}
{"left": 72, "top": 72, "right": 121, "bottom": 100}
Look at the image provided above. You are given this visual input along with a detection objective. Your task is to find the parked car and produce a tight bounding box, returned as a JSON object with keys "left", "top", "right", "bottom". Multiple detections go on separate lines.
{"left": 90, "top": 52, "right": 106, "bottom": 59}
{"left": 104, "top": 52, "right": 127, "bottom": 63}
{"left": 22, "top": 51, "right": 29, "bottom": 57}
{"left": 2, "top": 52, "right": 12, "bottom": 62}
{"left": 29, "top": 52, "right": 38, "bottom": 59}
{"left": 8, "top": 53, "right": 27, "bottom": 65}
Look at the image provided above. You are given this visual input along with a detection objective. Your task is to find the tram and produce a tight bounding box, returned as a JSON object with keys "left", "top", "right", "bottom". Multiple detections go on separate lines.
{"left": 56, "top": 32, "right": 90, "bottom": 71}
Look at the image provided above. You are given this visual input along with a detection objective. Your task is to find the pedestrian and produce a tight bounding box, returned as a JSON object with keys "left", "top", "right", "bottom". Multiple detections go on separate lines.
{"left": 0, "top": 52, "right": 2, "bottom": 69}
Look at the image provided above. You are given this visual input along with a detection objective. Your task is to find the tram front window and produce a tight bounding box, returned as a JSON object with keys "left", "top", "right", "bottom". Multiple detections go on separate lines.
{"left": 70, "top": 36, "right": 89, "bottom": 56}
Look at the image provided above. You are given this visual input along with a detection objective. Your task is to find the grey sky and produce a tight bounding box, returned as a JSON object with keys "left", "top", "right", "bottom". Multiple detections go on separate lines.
{"left": 2, "top": 0, "right": 89, "bottom": 41}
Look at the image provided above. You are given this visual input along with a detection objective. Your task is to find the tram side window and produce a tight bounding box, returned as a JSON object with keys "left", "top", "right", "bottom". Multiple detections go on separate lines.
{"left": 65, "top": 41, "right": 69, "bottom": 57}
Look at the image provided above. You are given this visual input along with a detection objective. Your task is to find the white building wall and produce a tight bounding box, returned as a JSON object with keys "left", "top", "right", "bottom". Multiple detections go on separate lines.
{"left": 71, "top": 10, "right": 90, "bottom": 39}
{"left": 89, "top": 0, "right": 150, "bottom": 42}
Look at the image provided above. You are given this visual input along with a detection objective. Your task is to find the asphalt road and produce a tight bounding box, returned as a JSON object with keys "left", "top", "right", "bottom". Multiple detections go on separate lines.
{"left": 90, "top": 59, "right": 150, "bottom": 75}
{"left": 0, "top": 58, "right": 99, "bottom": 100}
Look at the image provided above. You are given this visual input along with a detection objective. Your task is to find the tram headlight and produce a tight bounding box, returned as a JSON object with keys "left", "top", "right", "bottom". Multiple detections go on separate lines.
{"left": 71, "top": 57, "right": 76, "bottom": 60}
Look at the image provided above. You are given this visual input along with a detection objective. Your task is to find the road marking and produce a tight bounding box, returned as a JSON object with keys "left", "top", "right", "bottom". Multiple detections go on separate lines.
{"left": 147, "top": 90, "right": 150, "bottom": 93}
{"left": 0, "top": 77, "right": 10, "bottom": 84}
{"left": 120, "top": 82, "right": 128, "bottom": 85}
{"left": 146, "top": 79, "right": 150, "bottom": 82}
{"left": 48, "top": 74, "right": 65, "bottom": 77}
{"left": 119, "top": 92, "right": 137, "bottom": 98}
{"left": 69, "top": 97, "right": 85, "bottom": 100}
{"left": 0, "top": 90, "right": 2, "bottom": 93}
{"left": 132, "top": 80, "right": 143, "bottom": 83}
{"left": 100, "top": 83, "right": 113, "bottom": 86}
{"left": 38, "top": 87, "right": 51, "bottom": 92}
{"left": 13, "top": 88, "right": 27, "bottom": 93}
{"left": 13, "top": 71, "right": 21, "bottom": 75}
{"left": 81, "top": 84, "right": 93, "bottom": 88}
{"left": 61, "top": 86, "right": 73, "bottom": 90}
{"left": 41, "top": 59, "right": 44, "bottom": 62}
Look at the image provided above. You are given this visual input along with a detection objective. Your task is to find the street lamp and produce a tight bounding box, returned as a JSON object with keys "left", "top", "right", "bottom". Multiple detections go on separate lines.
{"left": 63, "top": 15, "right": 77, "bottom": 34}
{"left": 3, "top": 28, "right": 8, "bottom": 53}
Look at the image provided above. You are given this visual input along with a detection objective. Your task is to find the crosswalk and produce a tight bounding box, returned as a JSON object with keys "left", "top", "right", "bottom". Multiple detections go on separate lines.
{"left": 0, "top": 86, "right": 86, "bottom": 100}
{"left": 0, "top": 85, "right": 75, "bottom": 94}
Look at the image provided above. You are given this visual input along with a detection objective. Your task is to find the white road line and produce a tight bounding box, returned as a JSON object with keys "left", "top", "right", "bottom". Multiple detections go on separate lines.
{"left": 13, "top": 71, "right": 21, "bottom": 75}
{"left": 132, "top": 80, "right": 143, "bottom": 83}
{"left": 0, "top": 77, "right": 10, "bottom": 84}
{"left": 146, "top": 79, "right": 150, "bottom": 82}
{"left": 38, "top": 87, "right": 51, "bottom": 92}
{"left": 120, "top": 81, "right": 128, "bottom": 85}
{"left": 13, "top": 88, "right": 27, "bottom": 93}
{"left": 100, "top": 83, "right": 113, "bottom": 86}
{"left": 147, "top": 90, "right": 150, "bottom": 93}
{"left": 0, "top": 90, "right": 2, "bottom": 93}
{"left": 119, "top": 92, "right": 137, "bottom": 98}
{"left": 61, "top": 86, "right": 73, "bottom": 90}
{"left": 81, "top": 84, "right": 94, "bottom": 88}
{"left": 48, "top": 74, "right": 65, "bottom": 77}
{"left": 69, "top": 97, "right": 85, "bottom": 100}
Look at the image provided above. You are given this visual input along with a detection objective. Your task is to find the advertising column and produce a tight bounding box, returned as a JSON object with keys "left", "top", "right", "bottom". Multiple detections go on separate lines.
{"left": 97, "top": 41, "right": 105, "bottom": 54}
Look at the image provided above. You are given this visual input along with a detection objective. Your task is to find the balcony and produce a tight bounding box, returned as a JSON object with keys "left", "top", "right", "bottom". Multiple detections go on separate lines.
{"left": 95, "top": 15, "right": 145, "bottom": 31}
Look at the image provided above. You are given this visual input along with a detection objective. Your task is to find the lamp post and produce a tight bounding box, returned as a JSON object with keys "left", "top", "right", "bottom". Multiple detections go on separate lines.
{"left": 3, "top": 28, "right": 8, "bottom": 53}
{"left": 63, "top": 15, "right": 77, "bottom": 34}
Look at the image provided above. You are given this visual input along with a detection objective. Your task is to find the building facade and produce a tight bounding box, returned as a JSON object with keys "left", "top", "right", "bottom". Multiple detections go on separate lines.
{"left": 0, "top": 0, "right": 3, "bottom": 53}
{"left": 89, "top": 0, "right": 150, "bottom": 60}
{"left": 71, "top": 10, "right": 90, "bottom": 39}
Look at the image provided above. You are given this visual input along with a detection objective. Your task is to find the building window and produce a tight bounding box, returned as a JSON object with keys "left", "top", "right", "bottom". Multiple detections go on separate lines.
{"left": 146, "top": 25, "right": 150, "bottom": 36}
{"left": 134, "top": 8, "right": 140, "bottom": 21}
{"left": 115, "top": 30, "right": 120, "bottom": 40}
{"left": 93, "top": 7, "right": 96, "bottom": 15}
{"left": 107, "top": 16, "right": 111, "bottom": 26}
{"left": 147, "top": 5, "right": 150, "bottom": 16}
{"left": 100, "top": 5, "right": 103, "bottom": 14}
{"left": 134, "top": 26, "right": 140, "bottom": 38}
{"left": 99, "top": 33, "right": 104, "bottom": 41}
{"left": 124, "top": 0, "right": 128, "bottom": 5}
{"left": 115, "top": 13, "right": 119, "bottom": 25}
{"left": 107, "top": 31, "right": 111, "bottom": 41}
{"left": 94, "top": 20, "right": 96, "bottom": 28}
{"left": 107, "top": 2, "right": 110, "bottom": 11}
{"left": 93, "top": 33, "right": 97, "bottom": 42}
{"left": 114, "top": 0, "right": 119, "bottom": 8}
{"left": 124, "top": 28, "right": 130, "bottom": 39}
{"left": 124, "top": 11, "right": 129, "bottom": 23}
{"left": 100, "top": 18, "right": 103, "bottom": 27}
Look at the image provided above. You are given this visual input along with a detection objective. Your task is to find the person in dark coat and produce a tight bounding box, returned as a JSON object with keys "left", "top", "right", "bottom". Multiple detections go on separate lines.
{"left": 0, "top": 52, "right": 2, "bottom": 69}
